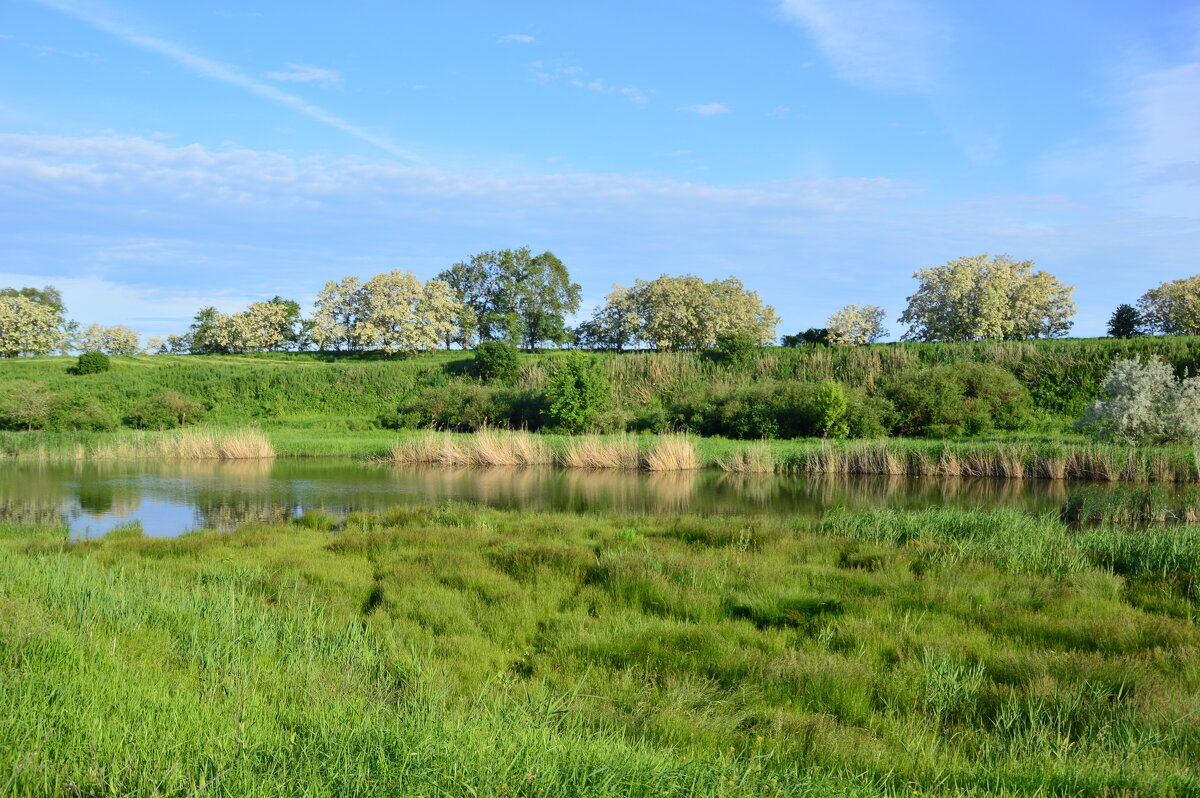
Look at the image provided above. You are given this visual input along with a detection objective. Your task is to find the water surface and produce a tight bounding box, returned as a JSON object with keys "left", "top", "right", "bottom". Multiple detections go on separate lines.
{"left": 0, "top": 458, "right": 1091, "bottom": 539}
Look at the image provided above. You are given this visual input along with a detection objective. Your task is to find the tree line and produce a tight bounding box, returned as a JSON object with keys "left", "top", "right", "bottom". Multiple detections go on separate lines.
{"left": 3, "top": 251, "right": 1200, "bottom": 358}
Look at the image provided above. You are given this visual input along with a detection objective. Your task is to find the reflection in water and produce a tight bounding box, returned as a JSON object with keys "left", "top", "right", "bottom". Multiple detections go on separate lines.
{"left": 0, "top": 457, "right": 1125, "bottom": 540}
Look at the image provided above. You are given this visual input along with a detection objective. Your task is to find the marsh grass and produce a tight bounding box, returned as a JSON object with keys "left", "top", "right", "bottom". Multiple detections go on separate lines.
{"left": 381, "top": 430, "right": 1200, "bottom": 483}
{"left": 2, "top": 505, "right": 1200, "bottom": 795}
{"left": 0, "top": 428, "right": 275, "bottom": 462}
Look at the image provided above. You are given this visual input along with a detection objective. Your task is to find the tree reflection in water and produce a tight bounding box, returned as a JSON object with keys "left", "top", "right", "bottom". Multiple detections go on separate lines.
{"left": 0, "top": 457, "right": 1089, "bottom": 539}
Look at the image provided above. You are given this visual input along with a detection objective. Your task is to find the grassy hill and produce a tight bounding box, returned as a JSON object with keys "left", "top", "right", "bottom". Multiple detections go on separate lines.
{"left": 2, "top": 336, "right": 1200, "bottom": 441}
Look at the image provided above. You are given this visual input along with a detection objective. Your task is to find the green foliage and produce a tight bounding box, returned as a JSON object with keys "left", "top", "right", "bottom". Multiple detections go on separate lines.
{"left": 76, "top": 351, "right": 111, "bottom": 374}
{"left": 126, "top": 390, "right": 206, "bottom": 430}
{"left": 1107, "top": 303, "right": 1143, "bottom": 338}
{"left": 815, "top": 381, "right": 850, "bottom": 439}
{"left": 472, "top": 340, "right": 520, "bottom": 382}
{"left": 714, "top": 328, "right": 759, "bottom": 367}
{"left": 781, "top": 328, "right": 829, "bottom": 347}
{"left": 883, "top": 362, "right": 1030, "bottom": 437}
{"left": 545, "top": 351, "right": 611, "bottom": 433}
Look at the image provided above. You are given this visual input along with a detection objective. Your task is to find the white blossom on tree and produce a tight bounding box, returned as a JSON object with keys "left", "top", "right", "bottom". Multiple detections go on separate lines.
{"left": 899, "top": 254, "right": 1075, "bottom": 341}
{"left": 826, "top": 304, "right": 888, "bottom": 345}
{"left": 0, "top": 295, "right": 63, "bottom": 358}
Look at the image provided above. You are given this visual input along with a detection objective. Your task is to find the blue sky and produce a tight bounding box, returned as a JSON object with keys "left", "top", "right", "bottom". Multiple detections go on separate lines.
{"left": 1, "top": 0, "right": 1198, "bottom": 339}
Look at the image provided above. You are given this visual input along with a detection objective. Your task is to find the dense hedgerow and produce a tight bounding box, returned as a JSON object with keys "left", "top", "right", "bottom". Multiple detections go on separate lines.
{"left": 4, "top": 336, "right": 1200, "bottom": 437}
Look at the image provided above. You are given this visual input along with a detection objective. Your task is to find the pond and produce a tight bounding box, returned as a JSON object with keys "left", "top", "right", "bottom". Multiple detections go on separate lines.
{"left": 0, "top": 458, "right": 1090, "bottom": 539}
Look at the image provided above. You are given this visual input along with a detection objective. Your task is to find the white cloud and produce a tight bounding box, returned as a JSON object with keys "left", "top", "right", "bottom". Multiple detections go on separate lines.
{"left": 681, "top": 103, "right": 731, "bottom": 116}
{"left": 30, "top": 0, "right": 412, "bottom": 160}
{"left": 548, "top": 65, "right": 652, "bottom": 104}
{"left": 266, "top": 63, "right": 342, "bottom": 88}
{"left": 3, "top": 133, "right": 1198, "bottom": 337}
{"left": 499, "top": 33, "right": 534, "bottom": 44}
{"left": 777, "top": 0, "right": 949, "bottom": 96}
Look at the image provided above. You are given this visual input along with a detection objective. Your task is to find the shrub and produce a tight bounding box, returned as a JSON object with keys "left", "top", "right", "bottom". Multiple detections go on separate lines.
{"left": 815, "top": 381, "right": 850, "bottom": 439}
{"left": 76, "top": 351, "right": 111, "bottom": 374}
{"left": 714, "top": 329, "right": 760, "bottom": 368}
{"left": 883, "top": 363, "right": 1030, "bottom": 437}
{"left": 473, "top": 341, "right": 520, "bottom": 382}
{"left": 1077, "top": 357, "right": 1200, "bottom": 443}
{"left": 781, "top": 328, "right": 829, "bottom": 347}
{"left": 545, "top": 351, "right": 611, "bottom": 433}
{"left": 126, "top": 390, "right": 206, "bottom": 430}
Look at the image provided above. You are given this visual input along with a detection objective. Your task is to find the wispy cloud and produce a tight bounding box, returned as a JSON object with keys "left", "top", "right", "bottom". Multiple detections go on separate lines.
{"left": 4, "top": 132, "right": 1197, "bottom": 336}
{"left": 777, "top": 0, "right": 949, "bottom": 96}
{"left": 681, "top": 103, "right": 731, "bottom": 116}
{"left": 30, "top": 0, "right": 412, "bottom": 159}
{"left": 535, "top": 64, "right": 652, "bottom": 103}
{"left": 499, "top": 33, "right": 534, "bottom": 44}
{"left": 266, "top": 63, "right": 342, "bottom": 88}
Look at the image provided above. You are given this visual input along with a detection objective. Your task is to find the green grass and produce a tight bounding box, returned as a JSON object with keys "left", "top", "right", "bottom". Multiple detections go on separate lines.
{"left": 5, "top": 335, "right": 1200, "bottom": 431}
{"left": 2, "top": 505, "right": 1199, "bottom": 795}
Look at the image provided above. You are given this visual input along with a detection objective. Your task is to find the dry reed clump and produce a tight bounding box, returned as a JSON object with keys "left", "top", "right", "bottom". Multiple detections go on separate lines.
{"left": 561, "top": 435, "right": 640, "bottom": 470}
{"left": 470, "top": 428, "right": 553, "bottom": 467}
{"left": 388, "top": 432, "right": 470, "bottom": 466}
{"left": 87, "top": 429, "right": 275, "bottom": 461}
{"left": 642, "top": 434, "right": 700, "bottom": 471}
{"left": 716, "top": 442, "right": 776, "bottom": 473}
{"left": 388, "top": 429, "right": 551, "bottom": 467}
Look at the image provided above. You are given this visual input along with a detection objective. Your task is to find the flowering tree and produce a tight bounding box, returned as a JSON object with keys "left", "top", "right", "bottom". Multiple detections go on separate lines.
{"left": 899, "top": 254, "right": 1075, "bottom": 341}
{"left": 826, "top": 304, "right": 888, "bottom": 345}
{"left": 0, "top": 294, "right": 62, "bottom": 358}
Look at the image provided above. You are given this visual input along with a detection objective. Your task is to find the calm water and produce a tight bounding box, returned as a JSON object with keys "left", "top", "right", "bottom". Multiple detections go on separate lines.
{"left": 0, "top": 458, "right": 1087, "bottom": 539}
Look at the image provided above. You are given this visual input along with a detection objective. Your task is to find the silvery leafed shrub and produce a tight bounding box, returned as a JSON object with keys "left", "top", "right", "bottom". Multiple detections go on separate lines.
{"left": 1077, "top": 357, "right": 1200, "bottom": 443}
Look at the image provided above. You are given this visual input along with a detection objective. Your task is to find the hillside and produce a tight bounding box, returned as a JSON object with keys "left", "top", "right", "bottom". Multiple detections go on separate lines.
{"left": 2, "top": 336, "right": 1199, "bottom": 438}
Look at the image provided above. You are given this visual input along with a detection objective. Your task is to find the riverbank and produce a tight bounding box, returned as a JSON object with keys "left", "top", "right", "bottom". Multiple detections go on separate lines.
{"left": 2, "top": 504, "right": 1197, "bottom": 795}
{"left": 2, "top": 427, "right": 1198, "bottom": 482}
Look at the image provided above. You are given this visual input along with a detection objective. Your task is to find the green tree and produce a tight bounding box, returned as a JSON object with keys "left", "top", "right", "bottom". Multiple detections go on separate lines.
{"left": 439, "top": 248, "right": 581, "bottom": 351}
{"left": 1137, "top": 276, "right": 1200, "bottom": 335}
{"left": 814, "top": 381, "right": 850, "bottom": 439}
{"left": 1107, "top": 304, "right": 1144, "bottom": 338}
{"left": 899, "top": 254, "right": 1075, "bottom": 341}
{"left": 545, "top": 351, "right": 611, "bottom": 433}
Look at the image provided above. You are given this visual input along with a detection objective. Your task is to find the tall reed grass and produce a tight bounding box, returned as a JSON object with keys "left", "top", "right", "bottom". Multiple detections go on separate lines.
{"left": 383, "top": 430, "right": 1200, "bottom": 482}
{"left": 0, "top": 428, "right": 275, "bottom": 462}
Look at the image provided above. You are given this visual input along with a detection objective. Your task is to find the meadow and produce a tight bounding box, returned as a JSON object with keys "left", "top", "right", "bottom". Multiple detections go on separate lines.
{"left": 2, "top": 504, "right": 1199, "bottom": 796}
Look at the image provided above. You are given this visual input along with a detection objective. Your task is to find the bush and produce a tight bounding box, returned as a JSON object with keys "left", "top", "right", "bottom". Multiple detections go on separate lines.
{"left": 76, "top": 351, "right": 110, "bottom": 374}
{"left": 883, "top": 363, "right": 1030, "bottom": 437}
{"left": 473, "top": 341, "right": 520, "bottom": 382}
{"left": 1077, "top": 357, "right": 1200, "bottom": 443}
{"left": 545, "top": 351, "right": 611, "bottom": 433}
{"left": 714, "top": 329, "right": 760, "bottom": 368}
{"left": 126, "top": 390, "right": 206, "bottom": 430}
{"left": 815, "top": 381, "right": 850, "bottom": 439}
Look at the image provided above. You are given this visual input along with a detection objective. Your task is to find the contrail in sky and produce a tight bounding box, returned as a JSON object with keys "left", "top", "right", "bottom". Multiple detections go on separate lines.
{"left": 31, "top": 0, "right": 416, "bottom": 160}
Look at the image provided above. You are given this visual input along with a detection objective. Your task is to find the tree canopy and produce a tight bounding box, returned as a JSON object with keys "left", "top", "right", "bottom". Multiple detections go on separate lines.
{"left": 1137, "top": 276, "right": 1200, "bottom": 335}
{"left": 898, "top": 254, "right": 1075, "bottom": 342}
{"left": 438, "top": 248, "right": 581, "bottom": 351}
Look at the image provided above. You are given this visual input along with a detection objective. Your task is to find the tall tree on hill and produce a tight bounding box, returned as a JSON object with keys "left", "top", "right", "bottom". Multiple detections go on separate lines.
{"left": 1137, "top": 276, "right": 1200, "bottom": 335}
{"left": 898, "top": 254, "right": 1075, "bottom": 341}
{"left": 1107, "top": 304, "right": 1144, "bottom": 338}
{"left": 439, "top": 248, "right": 581, "bottom": 351}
